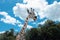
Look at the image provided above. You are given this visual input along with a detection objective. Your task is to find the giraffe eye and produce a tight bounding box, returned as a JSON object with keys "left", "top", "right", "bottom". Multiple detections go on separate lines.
{"left": 34, "top": 16, "right": 37, "bottom": 19}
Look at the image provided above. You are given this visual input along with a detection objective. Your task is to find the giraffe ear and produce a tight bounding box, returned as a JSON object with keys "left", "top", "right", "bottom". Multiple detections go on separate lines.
{"left": 27, "top": 9, "right": 29, "bottom": 13}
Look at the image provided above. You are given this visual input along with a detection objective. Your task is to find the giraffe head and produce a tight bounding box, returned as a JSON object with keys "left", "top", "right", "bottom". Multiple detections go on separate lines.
{"left": 27, "top": 8, "right": 37, "bottom": 21}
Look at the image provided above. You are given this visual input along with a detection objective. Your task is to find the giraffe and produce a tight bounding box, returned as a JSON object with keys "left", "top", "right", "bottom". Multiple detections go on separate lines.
{"left": 16, "top": 8, "right": 37, "bottom": 40}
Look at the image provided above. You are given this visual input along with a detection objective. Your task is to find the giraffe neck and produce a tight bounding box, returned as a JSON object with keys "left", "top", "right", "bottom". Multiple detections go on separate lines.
{"left": 20, "top": 17, "right": 28, "bottom": 34}
{"left": 16, "top": 17, "right": 29, "bottom": 40}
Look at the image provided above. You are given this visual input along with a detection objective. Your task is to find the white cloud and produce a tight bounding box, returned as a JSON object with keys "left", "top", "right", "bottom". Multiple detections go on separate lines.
{"left": 0, "top": 12, "right": 32, "bottom": 29}
{"left": 13, "top": 5, "right": 28, "bottom": 20}
{"left": 43, "top": 1, "right": 60, "bottom": 21}
{"left": 27, "top": 25, "right": 33, "bottom": 29}
{"left": 18, "top": 24, "right": 32, "bottom": 29}
{"left": 13, "top": 0, "right": 60, "bottom": 23}
{"left": 15, "top": 30, "right": 18, "bottom": 32}
{"left": 0, "top": 12, "right": 21, "bottom": 25}
{"left": 13, "top": 0, "right": 48, "bottom": 20}
{"left": 38, "top": 19, "right": 47, "bottom": 25}
{"left": 0, "top": 31, "right": 5, "bottom": 34}
{"left": 24, "top": 0, "right": 48, "bottom": 9}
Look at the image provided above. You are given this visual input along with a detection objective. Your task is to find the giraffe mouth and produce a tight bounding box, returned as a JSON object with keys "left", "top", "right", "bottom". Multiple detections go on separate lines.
{"left": 33, "top": 16, "right": 37, "bottom": 21}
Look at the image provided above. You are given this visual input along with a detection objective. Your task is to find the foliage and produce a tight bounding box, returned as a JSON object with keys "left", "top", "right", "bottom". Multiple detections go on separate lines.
{"left": 25, "top": 20, "right": 60, "bottom": 40}
{"left": 0, "top": 29, "right": 16, "bottom": 40}
{"left": 0, "top": 20, "right": 60, "bottom": 40}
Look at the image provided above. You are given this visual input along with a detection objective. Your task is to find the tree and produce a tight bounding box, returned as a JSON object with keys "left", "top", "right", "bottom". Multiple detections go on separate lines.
{"left": 25, "top": 20, "right": 60, "bottom": 40}
{"left": 0, "top": 29, "right": 16, "bottom": 40}
{"left": 44, "top": 20, "right": 55, "bottom": 27}
{"left": 25, "top": 28, "right": 40, "bottom": 40}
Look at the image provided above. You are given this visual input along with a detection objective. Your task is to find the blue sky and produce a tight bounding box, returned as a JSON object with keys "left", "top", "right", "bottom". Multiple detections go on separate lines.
{"left": 0, "top": 0, "right": 60, "bottom": 33}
